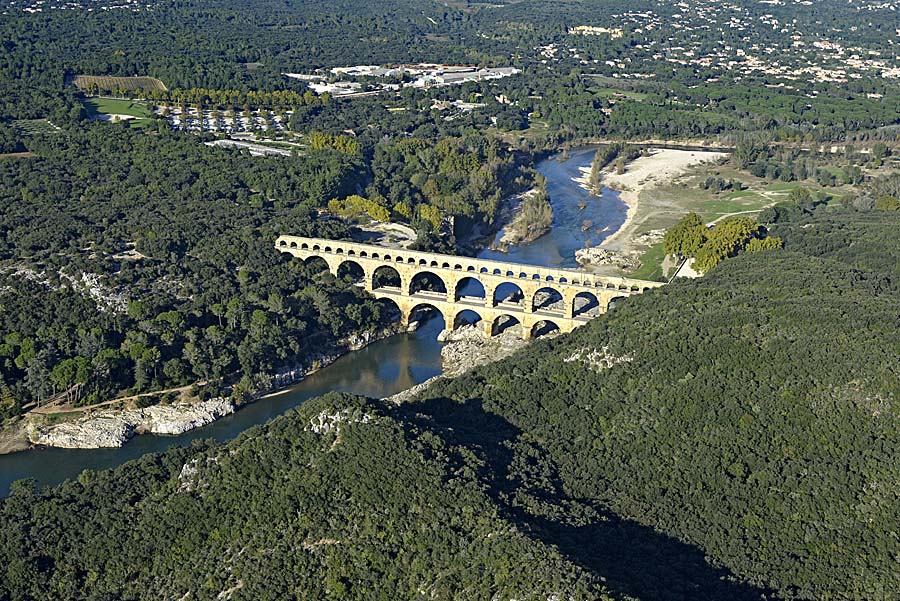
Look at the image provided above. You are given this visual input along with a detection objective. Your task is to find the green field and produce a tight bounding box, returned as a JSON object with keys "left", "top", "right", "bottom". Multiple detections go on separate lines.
{"left": 657, "top": 166, "right": 854, "bottom": 222}
{"left": 591, "top": 86, "right": 648, "bottom": 101}
{"left": 630, "top": 242, "right": 667, "bottom": 281}
{"left": 83, "top": 98, "right": 154, "bottom": 127}
{"left": 699, "top": 195, "right": 776, "bottom": 220}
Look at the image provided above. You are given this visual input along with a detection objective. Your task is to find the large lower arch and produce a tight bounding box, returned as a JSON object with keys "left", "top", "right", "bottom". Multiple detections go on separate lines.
{"left": 453, "top": 309, "right": 483, "bottom": 329}
{"left": 493, "top": 282, "right": 524, "bottom": 307}
{"left": 375, "top": 297, "right": 403, "bottom": 324}
{"left": 455, "top": 277, "right": 486, "bottom": 302}
{"left": 531, "top": 320, "right": 561, "bottom": 339}
{"left": 336, "top": 260, "right": 365, "bottom": 284}
{"left": 408, "top": 303, "right": 446, "bottom": 330}
{"left": 491, "top": 314, "right": 521, "bottom": 336}
{"left": 606, "top": 295, "right": 627, "bottom": 312}
{"left": 573, "top": 291, "right": 601, "bottom": 318}
{"left": 532, "top": 286, "right": 563, "bottom": 312}
{"left": 302, "top": 256, "right": 330, "bottom": 274}
{"left": 409, "top": 271, "right": 447, "bottom": 295}
{"left": 372, "top": 265, "right": 402, "bottom": 290}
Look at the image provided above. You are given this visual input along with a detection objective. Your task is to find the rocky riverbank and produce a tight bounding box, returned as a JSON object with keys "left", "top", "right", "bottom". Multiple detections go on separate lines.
{"left": 24, "top": 322, "right": 537, "bottom": 449}
{"left": 576, "top": 229, "right": 667, "bottom": 271}
{"left": 575, "top": 246, "right": 641, "bottom": 270}
{"left": 13, "top": 324, "right": 403, "bottom": 453}
{"left": 26, "top": 398, "right": 236, "bottom": 449}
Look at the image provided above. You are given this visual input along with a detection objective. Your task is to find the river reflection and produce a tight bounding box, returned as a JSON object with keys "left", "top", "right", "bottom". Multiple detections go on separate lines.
{"left": 0, "top": 316, "right": 445, "bottom": 494}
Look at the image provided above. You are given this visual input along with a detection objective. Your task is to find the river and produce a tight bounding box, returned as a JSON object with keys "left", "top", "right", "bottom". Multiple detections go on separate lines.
{"left": 0, "top": 148, "right": 626, "bottom": 495}
{"left": 480, "top": 146, "right": 626, "bottom": 268}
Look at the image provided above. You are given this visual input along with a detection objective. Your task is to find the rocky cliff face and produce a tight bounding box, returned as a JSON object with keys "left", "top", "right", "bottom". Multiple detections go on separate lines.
{"left": 27, "top": 398, "right": 235, "bottom": 449}
{"left": 439, "top": 324, "right": 533, "bottom": 377}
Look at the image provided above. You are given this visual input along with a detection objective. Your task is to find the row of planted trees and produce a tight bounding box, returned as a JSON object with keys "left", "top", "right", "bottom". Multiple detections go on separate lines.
{"left": 78, "top": 85, "right": 329, "bottom": 111}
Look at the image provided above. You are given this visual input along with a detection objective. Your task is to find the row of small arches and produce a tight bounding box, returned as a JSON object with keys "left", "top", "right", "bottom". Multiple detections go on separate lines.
{"left": 280, "top": 239, "right": 650, "bottom": 293}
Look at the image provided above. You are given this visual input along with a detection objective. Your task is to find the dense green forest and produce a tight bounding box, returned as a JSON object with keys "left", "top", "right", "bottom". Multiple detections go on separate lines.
{"left": 3, "top": 0, "right": 900, "bottom": 597}
{"left": 414, "top": 208, "right": 900, "bottom": 599}
{"left": 366, "top": 134, "right": 531, "bottom": 232}
{"left": 5, "top": 0, "right": 900, "bottom": 143}
{"left": 2, "top": 207, "right": 899, "bottom": 599}
{"left": 0, "top": 393, "right": 612, "bottom": 600}
{"left": 0, "top": 126, "right": 387, "bottom": 417}
{"left": 0, "top": 119, "right": 532, "bottom": 418}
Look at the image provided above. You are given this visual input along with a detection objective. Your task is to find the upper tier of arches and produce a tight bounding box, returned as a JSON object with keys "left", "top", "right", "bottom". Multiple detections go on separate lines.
{"left": 277, "top": 235, "right": 661, "bottom": 294}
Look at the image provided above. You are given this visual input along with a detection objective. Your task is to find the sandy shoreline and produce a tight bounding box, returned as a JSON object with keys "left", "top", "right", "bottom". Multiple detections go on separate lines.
{"left": 576, "top": 149, "right": 729, "bottom": 253}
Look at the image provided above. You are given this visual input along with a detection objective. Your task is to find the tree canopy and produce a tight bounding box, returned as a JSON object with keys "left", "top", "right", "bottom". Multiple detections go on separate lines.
{"left": 3, "top": 209, "right": 900, "bottom": 599}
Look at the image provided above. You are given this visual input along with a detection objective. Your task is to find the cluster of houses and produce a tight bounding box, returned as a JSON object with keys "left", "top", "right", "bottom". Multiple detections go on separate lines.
{"left": 285, "top": 64, "right": 520, "bottom": 98}
{"left": 561, "top": 1, "right": 900, "bottom": 86}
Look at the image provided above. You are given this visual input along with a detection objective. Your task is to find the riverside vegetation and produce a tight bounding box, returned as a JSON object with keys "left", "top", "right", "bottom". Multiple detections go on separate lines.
{"left": 4, "top": 0, "right": 900, "bottom": 419}
{"left": 0, "top": 126, "right": 385, "bottom": 420}
{"left": 4, "top": 0, "right": 900, "bottom": 597}
{"left": 2, "top": 205, "right": 899, "bottom": 599}
{"left": 0, "top": 120, "right": 534, "bottom": 423}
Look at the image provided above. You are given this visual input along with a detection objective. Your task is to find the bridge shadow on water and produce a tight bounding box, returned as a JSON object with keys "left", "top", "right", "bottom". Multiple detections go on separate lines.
{"left": 393, "top": 397, "right": 776, "bottom": 601}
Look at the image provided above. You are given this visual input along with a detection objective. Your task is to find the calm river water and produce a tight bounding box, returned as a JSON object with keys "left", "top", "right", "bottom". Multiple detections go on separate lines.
{"left": 479, "top": 146, "right": 626, "bottom": 267}
{"left": 0, "top": 148, "right": 626, "bottom": 494}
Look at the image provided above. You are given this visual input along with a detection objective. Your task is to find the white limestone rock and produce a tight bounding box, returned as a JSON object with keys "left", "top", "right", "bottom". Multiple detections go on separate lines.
{"left": 307, "top": 408, "right": 373, "bottom": 435}
{"left": 137, "top": 398, "right": 235, "bottom": 435}
{"left": 574, "top": 247, "right": 640, "bottom": 270}
{"left": 439, "top": 324, "right": 532, "bottom": 377}
{"left": 29, "top": 415, "right": 134, "bottom": 448}
{"left": 28, "top": 398, "right": 236, "bottom": 449}
{"left": 564, "top": 346, "right": 633, "bottom": 372}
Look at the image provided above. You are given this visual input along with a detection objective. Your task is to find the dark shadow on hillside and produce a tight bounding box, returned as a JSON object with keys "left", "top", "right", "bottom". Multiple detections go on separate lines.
{"left": 394, "top": 397, "right": 776, "bottom": 601}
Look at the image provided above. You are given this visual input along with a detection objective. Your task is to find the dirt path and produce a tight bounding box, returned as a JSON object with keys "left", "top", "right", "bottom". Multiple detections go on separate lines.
{"left": 28, "top": 383, "right": 197, "bottom": 416}
{"left": 708, "top": 207, "right": 775, "bottom": 225}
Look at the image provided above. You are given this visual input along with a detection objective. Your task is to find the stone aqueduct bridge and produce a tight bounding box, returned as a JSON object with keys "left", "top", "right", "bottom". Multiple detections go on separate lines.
{"left": 276, "top": 235, "right": 664, "bottom": 340}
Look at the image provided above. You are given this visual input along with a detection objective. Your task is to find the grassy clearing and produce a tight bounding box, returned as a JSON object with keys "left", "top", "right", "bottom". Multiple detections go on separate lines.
{"left": 591, "top": 87, "right": 648, "bottom": 101}
{"left": 699, "top": 196, "right": 775, "bottom": 220}
{"left": 71, "top": 75, "right": 166, "bottom": 92}
{"left": 663, "top": 164, "right": 856, "bottom": 221}
{"left": 615, "top": 159, "right": 863, "bottom": 279}
{"left": 648, "top": 180, "right": 854, "bottom": 226}
{"left": 493, "top": 116, "right": 555, "bottom": 144}
{"left": 630, "top": 242, "right": 667, "bottom": 281}
{"left": 83, "top": 98, "right": 155, "bottom": 128}
{"left": 84, "top": 97, "right": 153, "bottom": 119}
